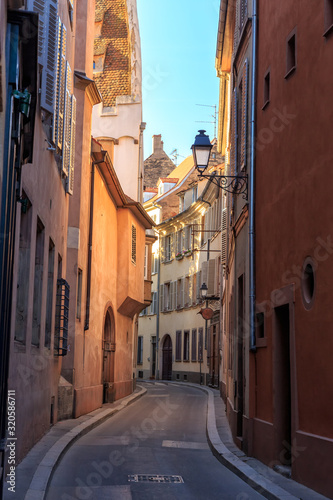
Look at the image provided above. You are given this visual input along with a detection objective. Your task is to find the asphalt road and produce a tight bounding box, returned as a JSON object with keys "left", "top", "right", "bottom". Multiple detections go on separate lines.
{"left": 46, "top": 383, "right": 265, "bottom": 500}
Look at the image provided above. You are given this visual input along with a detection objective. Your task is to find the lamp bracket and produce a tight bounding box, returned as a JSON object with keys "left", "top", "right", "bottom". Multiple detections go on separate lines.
{"left": 197, "top": 172, "right": 248, "bottom": 200}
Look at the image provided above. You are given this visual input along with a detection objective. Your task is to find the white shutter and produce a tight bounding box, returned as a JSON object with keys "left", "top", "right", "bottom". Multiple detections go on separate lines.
{"left": 170, "top": 233, "right": 175, "bottom": 259}
{"left": 180, "top": 277, "right": 185, "bottom": 309}
{"left": 160, "top": 284, "right": 164, "bottom": 313}
{"left": 27, "top": 0, "right": 46, "bottom": 63}
{"left": 66, "top": 93, "right": 76, "bottom": 195}
{"left": 214, "top": 257, "right": 221, "bottom": 296}
{"left": 196, "top": 271, "right": 201, "bottom": 304}
{"left": 53, "top": 21, "right": 67, "bottom": 148}
{"left": 62, "top": 62, "right": 72, "bottom": 175}
{"left": 160, "top": 236, "right": 165, "bottom": 263}
{"left": 207, "top": 260, "right": 215, "bottom": 295}
{"left": 41, "top": 0, "right": 58, "bottom": 113}
{"left": 189, "top": 275, "right": 193, "bottom": 305}
{"left": 172, "top": 281, "right": 177, "bottom": 311}
{"left": 221, "top": 208, "right": 227, "bottom": 265}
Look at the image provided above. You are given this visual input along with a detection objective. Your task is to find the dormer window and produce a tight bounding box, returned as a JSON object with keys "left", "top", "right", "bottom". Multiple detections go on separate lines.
{"left": 179, "top": 194, "right": 185, "bottom": 212}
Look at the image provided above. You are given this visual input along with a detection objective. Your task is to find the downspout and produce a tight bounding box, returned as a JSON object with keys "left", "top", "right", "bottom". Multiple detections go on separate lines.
{"left": 249, "top": 0, "right": 257, "bottom": 352}
{"left": 137, "top": 122, "right": 146, "bottom": 203}
{"left": 155, "top": 234, "right": 161, "bottom": 380}
{"left": 84, "top": 154, "right": 106, "bottom": 331}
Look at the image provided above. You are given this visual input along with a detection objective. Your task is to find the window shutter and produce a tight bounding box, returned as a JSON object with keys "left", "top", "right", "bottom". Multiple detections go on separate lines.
{"left": 27, "top": 0, "right": 46, "bottom": 62}
{"left": 189, "top": 275, "right": 193, "bottom": 305}
{"left": 191, "top": 329, "right": 197, "bottom": 361}
{"left": 180, "top": 277, "right": 184, "bottom": 309}
{"left": 207, "top": 260, "right": 215, "bottom": 295}
{"left": 214, "top": 257, "right": 221, "bottom": 296}
{"left": 170, "top": 233, "right": 175, "bottom": 259}
{"left": 230, "top": 88, "right": 238, "bottom": 176}
{"left": 172, "top": 281, "right": 177, "bottom": 311}
{"left": 160, "top": 236, "right": 165, "bottom": 263}
{"left": 53, "top": 21, "right": 67, "bottom": 148}
{"left": 221, "top": 208, "right": 227, "bottom": 265}
{"left": 62, "top": 61, "right": 72, "bottom": 176}
{"left": 196, "top": 271, "right": 201, "bottom": 305}
{"left": 42, "top": 0, "right": 58, "bottom": 113}
{"left": 66, "top": 93, "right": 76, "bottom": 195}
{"left": 131, "top": 224, "right": 137, "bottom": 264}
{"left": 240, "top": 59, "right": 249, "bottom": 169}
{"left": 160, "top": 284, "right": 164, "bottom": 313}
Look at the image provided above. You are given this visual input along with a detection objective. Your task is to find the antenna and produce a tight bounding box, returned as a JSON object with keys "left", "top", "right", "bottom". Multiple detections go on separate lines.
{"left": 195, "top": 104, "right": 218, "bottom": 139}
{"left": 170, "top": 149, "right": 185, "bottom": 166}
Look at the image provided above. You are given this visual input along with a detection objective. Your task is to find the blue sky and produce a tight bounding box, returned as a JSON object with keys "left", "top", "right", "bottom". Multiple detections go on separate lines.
{"left": 137, "top": 0, "right": 220, "bottom": 164}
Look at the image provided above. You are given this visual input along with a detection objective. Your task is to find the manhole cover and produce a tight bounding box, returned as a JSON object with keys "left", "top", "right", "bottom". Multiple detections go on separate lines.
{"left": 128, "top": 474, "right": 184, "bottom": 483}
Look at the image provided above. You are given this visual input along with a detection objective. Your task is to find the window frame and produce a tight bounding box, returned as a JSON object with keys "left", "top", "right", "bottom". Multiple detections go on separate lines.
{"left": 285, "top": 29, "right": 297, "bottom": 79}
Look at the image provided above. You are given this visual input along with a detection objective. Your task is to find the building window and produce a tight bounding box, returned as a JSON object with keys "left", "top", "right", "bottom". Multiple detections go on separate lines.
{"left": 192, "top": 185, "right": 198, "bottom": 203}
{"left": 176, "top": 331, "right": 182, "bottom": 361}
{"left": 131, "top": 224, "right": 136, "bottom": 265}
{"left": 54, "top": 279, "right": 70, "bottom": 356}
{"left": 15, "top": 194, "right": 32, "bottom": 344}
{"left": 176, "top": 278, "right": 184, "bottom": 309}
{"left": 301, "top": 258, "right": 316, "bottom": 310}
{"left": 263, "top": 69, "right": 270, "bottom": 109}
{"left": 165, "top": 234, "right": 172, "bottom": 261}
{"left": 144, "top": 245, "right": 148, "bottom": 279}
{"left": 183, "top": 330, "right": 190, "bottom": 361}
{"left": 285, "top": 30, "right": 297, "bottom": 78}
{"left": 32, "top": 217, "right": 45, "bottom": 347}
{"left": 324, "top": 0, "right": 333, "bottom": 35}
{"left": 256, "top": 312, "right": 265, "bottom": 339}
{"left": 137, "top": 336, "right": 143, "bottom": 364}
{"left": 191, "top": 329, "right": 197, "bottom": 361}
{"left": 198, "top": 328, "right": 203, "bottom": 362}
{"left": 45, "top": 239, "right": 55, "bottom": 348}
{"left": 76, "top": 268, "right": 82, "bottom": 320}
{"left": 179, "top": 194, "right": 185, "bottom": 212}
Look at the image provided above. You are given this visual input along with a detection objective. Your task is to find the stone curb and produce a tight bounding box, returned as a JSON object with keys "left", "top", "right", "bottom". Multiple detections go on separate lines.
{"left": 23, "top": 386, "right": 147, "bottom": 500}
{"left": 167, "top": 382, "right": 299, "bottom": 500}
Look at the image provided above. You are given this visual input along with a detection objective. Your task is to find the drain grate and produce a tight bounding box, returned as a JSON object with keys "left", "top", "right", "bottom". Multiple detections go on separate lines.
{"left": 128, "top": 474, "right": 184, "bottom": 484}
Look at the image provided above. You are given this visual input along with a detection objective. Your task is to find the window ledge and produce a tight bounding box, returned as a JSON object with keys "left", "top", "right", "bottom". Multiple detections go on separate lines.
{"left": 262, "top": 99, "right": 270, "bottom": 111}
{"left": 323, "top": 23, "right": 333, "bottom": 37}
{"left": 284, "top": 66, "right": 296, "bottom": 79}
{"left": 256, "top": 338, "right": 267, "bottom": 348}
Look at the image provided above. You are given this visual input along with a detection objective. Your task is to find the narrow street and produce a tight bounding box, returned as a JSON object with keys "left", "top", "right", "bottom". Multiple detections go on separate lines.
{"left": 46, "top": 383, "right": 264, "bottom": 500}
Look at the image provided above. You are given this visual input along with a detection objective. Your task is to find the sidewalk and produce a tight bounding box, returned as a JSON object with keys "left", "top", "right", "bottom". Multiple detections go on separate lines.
{"left": 3, "top": 382, "right": 329, "bottom": 500}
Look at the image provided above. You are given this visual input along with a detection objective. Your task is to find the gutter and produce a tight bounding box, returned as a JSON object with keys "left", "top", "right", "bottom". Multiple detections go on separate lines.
{"left": 249, "top": 0, "right": 257, "bottom": 352}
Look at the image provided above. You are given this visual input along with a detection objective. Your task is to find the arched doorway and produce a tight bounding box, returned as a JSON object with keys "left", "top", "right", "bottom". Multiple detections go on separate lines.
{"left": 162, "top": 335, "right": 172, "bottom": 380}
{"left": 103, "top": 307, "right": 115, "bottom": 403}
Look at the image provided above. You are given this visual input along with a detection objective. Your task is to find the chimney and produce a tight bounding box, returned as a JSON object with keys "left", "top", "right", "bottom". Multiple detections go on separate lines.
{"left": 152, "top": 135, "right": 164, "bottom": 154}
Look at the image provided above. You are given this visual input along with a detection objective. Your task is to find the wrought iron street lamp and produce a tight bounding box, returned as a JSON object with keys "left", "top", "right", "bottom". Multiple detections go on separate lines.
{"left": 200, "top": 282, "right": 208, "bottom": 299}
{"left": 191, "top": 130, "right": 248, "bottom": 199}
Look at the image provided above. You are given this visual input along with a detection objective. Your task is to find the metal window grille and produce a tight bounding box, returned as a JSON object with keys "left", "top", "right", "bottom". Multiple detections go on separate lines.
{"left": 54, "top": 278, "right": 70, "bottom": 356}
{"left": 131, "top": 224, "right": 137, "bottom": 264}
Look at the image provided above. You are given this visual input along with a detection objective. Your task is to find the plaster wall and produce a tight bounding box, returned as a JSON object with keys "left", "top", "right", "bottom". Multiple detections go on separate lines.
{"left": 9, "top": 98, "right": 69, "bottom": 462}
{"left": 254, "top": 2, "right": 333, "bottom": 495}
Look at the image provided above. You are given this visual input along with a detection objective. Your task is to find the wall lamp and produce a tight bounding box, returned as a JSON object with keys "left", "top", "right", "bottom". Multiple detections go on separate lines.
{"left": 191, "top": 130, "right": 248, "bottom": 200}
{"left": 200, "top": 282, "right": 220, "bottom": 302}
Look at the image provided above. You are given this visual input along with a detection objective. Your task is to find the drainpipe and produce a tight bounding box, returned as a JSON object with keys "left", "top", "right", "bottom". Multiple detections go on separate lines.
{"left": 249, "top": 0, "right": 257, "bottom": 352}
{"left": 155, "top": 235, "right": 161, "bottom": 380}
{"left": 137, "top": 122, "right": 146, "bottom": 203}
{"left": 84, "top": 154, "right": 106, "bottom": 331}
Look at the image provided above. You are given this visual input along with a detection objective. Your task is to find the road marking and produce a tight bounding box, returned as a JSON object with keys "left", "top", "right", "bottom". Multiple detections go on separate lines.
{"left": 83, "top": 436, "right": 129, "bottom": 446}
{"left": 162, "top": 440, "right": 209, "bottom": 450}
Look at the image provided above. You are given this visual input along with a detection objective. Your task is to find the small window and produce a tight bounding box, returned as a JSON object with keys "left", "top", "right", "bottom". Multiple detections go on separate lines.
{"left": 183, "top": 330, "right": 190, "bottom": 361}
{"left": 285, "top": 30, "right": 297, "bottom": 78}
{"left": 131, "top": 224, "right": 136, "bottom": 265}
{"left": 179, "top": 195, "right": 185, "bottom": 213}
{"left": 137, "top": 336, "right": 143, "bottom": 364}
{"left": 324, "top": 0, "right": 333, "bottom": 36}
{"left": 76, "top": 269, "right": 82, "bottom": 320}
{"left": 176, "top": 331, "right": 182, "bottom": 361}
{"left": 192, "top": 185, "right": 198, "bottom": 203}
{"left": 256, "top": 312, "right": 265, "bottom": 339}
{"left": 263, "top": 69, "right": 270, "bottom": 109}
{"left": 301, "top": 258, "right": 316, "bottom": 310}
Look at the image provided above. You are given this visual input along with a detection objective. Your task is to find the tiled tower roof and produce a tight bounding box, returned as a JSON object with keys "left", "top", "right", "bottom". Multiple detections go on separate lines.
{"left": 94, "top": 0, "right": 131, "bottom": 107}
{"left": 144, "top": 135, "right": 176, "bottom": 190}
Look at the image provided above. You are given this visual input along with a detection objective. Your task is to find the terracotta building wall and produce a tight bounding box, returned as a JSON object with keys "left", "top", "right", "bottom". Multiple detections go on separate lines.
{"left": 254, "top": 1, "right": 333, "bottom": 496}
